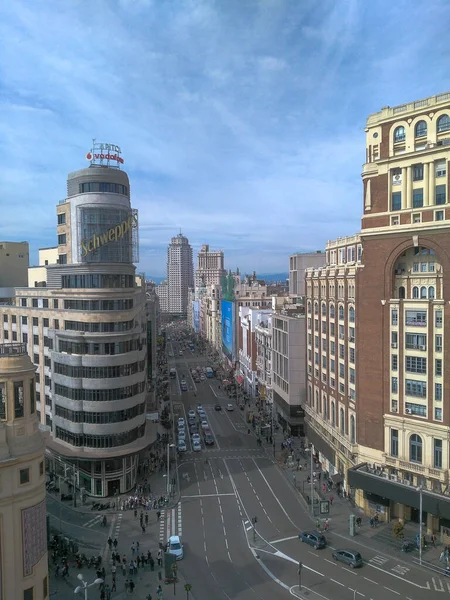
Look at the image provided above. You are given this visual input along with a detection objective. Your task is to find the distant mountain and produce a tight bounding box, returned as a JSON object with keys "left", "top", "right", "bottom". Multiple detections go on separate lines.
{"left": 258, "top": 272, "right": 289, "bottom": 283}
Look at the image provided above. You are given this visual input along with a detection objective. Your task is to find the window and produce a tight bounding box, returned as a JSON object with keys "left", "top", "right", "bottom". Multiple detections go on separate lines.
{"left": 435, "top": 407, "right": 443, "bottom": 421}
{"left": 415, "top": 121, "right": 427, "bottom": 138}
{"left": 349, "top": 307, "right": 355, "bottom": 323}
{"left": 32, "top": 317, "right": 38, "bottom": 327}
{"left": 57, "top": 213, "right": 66, "bottom": 225}
{"left": 39, "top": 461, "right": 44, "bottom": 476}
{"left": 436, "top": 334, "right": 443, "bottom": 352}
{"left": 413, "top": 164, "right": 424, "bottom": 180}
{"left": 405, "top": 402, "right": 427, "bottom": 417}
{"left": 20, "top": 298, "right": 27, "bottom": 307}
{"left": 331, "top": 402, "right": 336, "bottom": 427}
{"left": 436, "top": 359, "right": 442, "bottom": 377}
{"left": 321, "top": 303, "right": 326, "bottom": 316}
{"left": 405, "top": 309, "right": 426, "bottom": 326}
{"left": 339, "top": 363, "right": 345, "bottom": 377}
{"left": 20, "top": 468, "right": 30, "bottom": 484}
{"left": 30, "top": 381, "right": 35, "bottom": 414}
{"left": 54, "top": 319, "right": 59, "bottom": 329}
{"left": 436, "top": 160, "right": 447, "bottom": 177}
{"left": 405, "top": 379, "right": 426, "bottom": 397}
{"left": 340, "top": 407, "right": 345, "bottom": 434}
{"left": 412, "top": 286, "right": 419, "bottom": 299}
{"left": 339, "top": 306, "right": 344, "bottom": 320}
{"left": 11, "top": 315, "right": 16, "bottom": 324}
{"left": 58, "top": 234, "right": 66, "bottom": 245}
{"left": 59, "top": 254, "right": 67, "bottom": 264}
{"left": 394, "top": 126, "right": 405, "bottom": 143}
{"left": 14, "top": 381, "right": 24, "bottom": 418}
{"left": 22, "top": 333, "right": 28, "bottom": 344}
{"left": 435, "top": 383, "right": 443, "bottom": 401}
{"left": 350, "top": 415, "right": 356, "bottom": 444}
{"left": 391, "top": 377, "right": 398, "bottom": 393}
{"left": 21, "top": 316, "right": 27, "bottom": 325}
{"left": 43, "top": 318, "right": 49, "bottom": 328}
{"left": 330, "top": 359, "right": 335, "bottom": 373}
{"left": 399, "top": 286, "right": 405, "bottom": 299}
{"left": 428, "top": 286, "right": 435, "bottom": 299}
{"left": 437, "top": 114, "right": 450, "bottom": 133}
{"left": 330, "top": 304, "right": 335, "bottom": 318}
{"left": 435, "top": 184, "right": 446, "bottom": 205}
{"left": 53, "top": 299, "right": 59, "bottom": 309}
{"left": 392, "top": 192, "right": 402, "bottom": 211}
{"left": 405, "top": 356, "right": 426, "bottom": 374}
{"left": 413, "top": 188, "right": 423, "bottom": 208}
{"left": 434, "top": 439, "right": 443, "bottom": 468}
{"left": 349, "top": 347, "right": 355, "bottom": 363}
{"left": 24, "top": 588, "right": 34, "bottom": 600}
{"left": 435, "top": 210, "right": 444, "bottom": 221}
{"left": 391, "top": 309, "right": 398, "bottom": 326}
{"left": 33, "top": 335, "right": 39, "bottom": 345}
{"left": 349, "top": 368, "right": 355, "bottom": 384}
{"left": 410, "top": 434, "right": 423, "bottom": 463}
{"left": 412, "top": 213, "right": 421, "bottom": 224}
{"left": 391, "top": 355, "right": 398, "bottom": 371}
{"left": 42, "top": 299, "right": 48, "bottom": 308}
{"left": 391, "top": 429, "right": 399, "bottom": 457}
{"left": 12, "top": 331, "right": 17, "bottom": 341}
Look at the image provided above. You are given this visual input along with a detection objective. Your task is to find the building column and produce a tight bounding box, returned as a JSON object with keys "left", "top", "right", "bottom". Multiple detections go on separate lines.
{"left": 406, "top": 166, "right": 412, "bottom": 209}
{"left": 423, "top": 163, "right": 429, "bottom": 206}
{"left": 427, "top": 512, "right": 434, "bottom": 535}
{"left": 429, "top": 161, "right": 435, "bottom": 206}
{"left": 397, "top": 503, "right": 405, "bottom": 524}
{"left": 401, "top": 168, "right": 407, "bottom": 209}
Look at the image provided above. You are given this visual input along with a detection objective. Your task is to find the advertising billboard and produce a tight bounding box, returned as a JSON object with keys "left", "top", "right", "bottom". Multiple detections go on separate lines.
{"left": 221, "top": 300, "right": 234, "bottom": 362}
{"left": 193, "top": 301, "right": 200, "bottom": 333}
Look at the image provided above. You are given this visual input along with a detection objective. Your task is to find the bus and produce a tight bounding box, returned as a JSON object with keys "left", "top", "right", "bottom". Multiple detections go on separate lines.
{"left": 169, "top": 368, "right": 176, "bottom": 379}
{"left": 206, "top": 367, "right": 214, "bottom": 378}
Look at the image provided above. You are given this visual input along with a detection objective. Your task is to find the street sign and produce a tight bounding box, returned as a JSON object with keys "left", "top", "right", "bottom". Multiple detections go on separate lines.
{"left": 320, "top": 500, "right": 330, "bottom": 514}
{"left": 184, "top": 584, "right": 192, "bottom": 591}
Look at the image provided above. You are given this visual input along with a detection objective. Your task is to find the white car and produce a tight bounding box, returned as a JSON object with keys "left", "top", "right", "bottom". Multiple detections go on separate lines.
{"left": 201, "top": 420, "right": 209, "bottom": 430}
{"left": 196, "top": 405, "right": 203, "bottom": 414}
{"left": 191, "top": 433, "right": 201, "bottom": 443}
{"left": 226, "top": 403, "right": 234, "bottom": 411}
{"left": 178, "top": 429, "right": 186, "bottom": 440}
{"left": 192, "top": 440, "right": 201, "bottom": 452}
{"left": 167, "top": 535, "right": 184, "bottom": 560}
{"left": 200, "top": 374, "right": 205, "bottom": 381}
{"left": 180, "top": 380, "right": 187, "bottom": 387}
{"left": 188, "top": 410, "right": 196, "bottom": 419}
{"left": 178, "top": 440, "right": 187, "bottom": 452}
{"left": 178, "top": 417, "right": 185, "bottom": 427}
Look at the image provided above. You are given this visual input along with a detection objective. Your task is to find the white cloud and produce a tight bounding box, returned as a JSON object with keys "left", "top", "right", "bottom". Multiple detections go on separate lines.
{"left": 0, "top": 0, "right": 449, "bottom": 277}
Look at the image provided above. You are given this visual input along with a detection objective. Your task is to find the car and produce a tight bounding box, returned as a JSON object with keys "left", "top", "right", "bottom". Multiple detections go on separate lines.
{"left": 299, "top": 531, "right": 327, "bottom": 549}
{"left": 181, "top": 385, "right": 188, "bottom": 392}
{"left": 196, "top": 404, "right": 203, "bottom": 413}
{"left": 178, "top": 428, "right": 186, "bottom": 439}
{"left": 204, "top": 430, "right": 214, "bottom": 445}
{"left": 214, "top": 403, "right": 222, "bottom": 411}
{"left": 179, "top": 351, "right": 183, "bottom": 356}
{"left": 167, "top": 535, "right": 184, "bottom": 560}
{"left": 188, "top": 416, "right": 196, "bottom": 426}
{"left": 332, "top": 549, "right": 363, "bottom": 568}
{"left": 200, "top": 374, "right": 205, "bottom": 381}
{"left": 201, "top": 419, "right": 209, "bottom": 430}
{"left": 192, "top": 440, "right": 201, "bottom": 452}
{"left": 226, "top": 403, "right": 234, "bottom": 411}
{"left": 181, "top": 380, "right": 187, "bottom": 386}
{"left": 178, "top": 440, "right": 187, "bottom": 452}
{"left": 178, "top": 417, "right": 185, "bottom": 426}
{"left": 192, "top": 433, "right": 201, "bottom": 443}
{"left": 188, "top": 410, "right": 195, "bottom": 419}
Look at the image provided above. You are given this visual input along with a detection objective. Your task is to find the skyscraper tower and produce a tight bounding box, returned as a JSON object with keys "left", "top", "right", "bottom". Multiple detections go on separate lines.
{"left": 195, "top": 244, "right": 225, "bottom": 288}
{"left": 0, "top": 343, "right": 48, "bottom": 598}
{"left": 167, "top": 233, "right": 194, "bottom": 315}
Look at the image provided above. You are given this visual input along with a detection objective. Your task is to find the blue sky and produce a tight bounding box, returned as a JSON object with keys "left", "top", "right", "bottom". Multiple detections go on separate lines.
{"left": 1, "top": 1, "right": 449, "bottom": 277}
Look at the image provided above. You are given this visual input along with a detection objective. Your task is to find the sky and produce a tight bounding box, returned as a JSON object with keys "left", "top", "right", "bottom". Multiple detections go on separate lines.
{"left": 1, "top": 1, "right": 450, "bottom": 278}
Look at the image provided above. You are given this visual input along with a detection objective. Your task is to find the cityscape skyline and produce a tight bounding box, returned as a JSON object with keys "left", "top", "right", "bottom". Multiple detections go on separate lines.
{"left": 2, "top": 1, "right": 450, "bottom": 276}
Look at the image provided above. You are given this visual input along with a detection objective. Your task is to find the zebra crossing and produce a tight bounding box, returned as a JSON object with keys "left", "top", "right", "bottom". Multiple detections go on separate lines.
{"left": 82, "top": 515, "right": 104, "bottom": 528}
{"left": 159, "top": 506, "right": 183, "bottom": 546}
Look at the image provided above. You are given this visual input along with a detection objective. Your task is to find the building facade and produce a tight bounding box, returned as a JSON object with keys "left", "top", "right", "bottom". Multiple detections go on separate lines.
{"left": 0, "top": 159, "right": 151, "bottom": 497}
{"left": 167, "top": 234, "right": 194, "bottom": 316}
{"left": 0, "top": 343, "right": 48, "bottom": 599}
{"left": 0, "top": 241, "right": 29, "bottom": 301}
{"left": 238, "top": 307, "right": 271, "bottom": 397}
{"left": 156, "top": 280, "right": 169, "bottom": 314}
{"left": 289, "top": 251, "right": 326, "bottom": 298}
{"left": 195, "top": 244, "right": 225, "bottom": 288}
{"left": 307, "top": 91, "right": 450, "bottom": 532}
{"left": 255, "top": 312, "right": 273, "bottom": 407}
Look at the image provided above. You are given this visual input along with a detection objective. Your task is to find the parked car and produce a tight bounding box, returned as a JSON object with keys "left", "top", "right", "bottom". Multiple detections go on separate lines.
{"left": 332, "top": 549, "right": 363, "bottom": 568}
{"left": 167, "top": 535, "right": 184, "bottom": 560}
{"left": 188, "top": 417, "right": 196, "bottom": 426}
{"left": 178, "top": 430, "right": 186, "bottom": 440}
{"left": 192, "top": 440, "right": 201, "bottom": 452}
{"left": 188, "top": 410, "right": 196, "bottom": 419}
{"left": 192, "top": 433, "right": 201, "bottom": 443}
{"left": 201, "top": 419, "right": 209, "bottom": 430}
{"left": 214, "top": 403, "right": 222, "bottom": 411}
{"left": 299, "top": 531, "right": 327, "bottom": 549}
{"left": 226, "top": 403, "right": 234, "bottom": 411}
{"left": 204, "top": 430, "right": 214, "bottom": 445}
{"left": 196, "top": 404, "right": 203, "bottom": 413}
{"left": 178, "top": 417, "right": 185, "bottom": 427}
{"left": 200, "top": 374, "right": 205, "bottom": 381}
{"left": 178, "top": 440, "right": 187, "bottom": 452}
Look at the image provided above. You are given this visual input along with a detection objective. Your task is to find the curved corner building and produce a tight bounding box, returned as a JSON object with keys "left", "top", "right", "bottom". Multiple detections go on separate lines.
{"left": 0, "top": 152, "right": 150, "bottom": 497}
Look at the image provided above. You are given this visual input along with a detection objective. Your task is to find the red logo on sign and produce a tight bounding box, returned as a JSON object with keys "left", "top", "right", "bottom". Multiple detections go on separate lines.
{"left": 86, "top": 152, "right": 92, "bottom": 160}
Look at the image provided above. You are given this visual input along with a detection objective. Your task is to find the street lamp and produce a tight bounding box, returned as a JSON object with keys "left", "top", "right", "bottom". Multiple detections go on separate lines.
{"left": 417, "top": 484, "right": 423, "bottom": 565}
{"left": 74, "top": 573, "right": 103, "bottom": 599}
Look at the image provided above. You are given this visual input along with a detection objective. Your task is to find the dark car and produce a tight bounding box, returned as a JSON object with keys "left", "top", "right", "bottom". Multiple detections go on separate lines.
{"left": 214, "top": 403, "right": 222, "bottom": 411}
{"left": 299, "top": 531, "right": 327, "bottom": 549}
{"left": 332, "top": 549, "right": 363, "bottom": 568}
{"left": 190, "top": 424, "right": 199, "bottom": 435}
{"left": 204, "top": 430, "right": 214, "bottom": 445}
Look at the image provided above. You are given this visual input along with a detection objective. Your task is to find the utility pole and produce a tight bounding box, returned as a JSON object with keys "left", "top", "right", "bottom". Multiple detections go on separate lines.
{"left": 252, "top": 516, "right": 258, "bottom": 542}
{"left": 310, "top": 445, "right": 314, "bottom": 515}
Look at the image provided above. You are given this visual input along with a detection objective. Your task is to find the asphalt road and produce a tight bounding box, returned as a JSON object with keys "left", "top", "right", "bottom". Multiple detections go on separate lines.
{"left": 168, "top": 340, "right": 446, "bottom": 600}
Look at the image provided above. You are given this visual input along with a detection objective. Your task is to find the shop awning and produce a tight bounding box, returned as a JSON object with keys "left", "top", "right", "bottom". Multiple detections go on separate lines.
{"left": 236, "top": 376, "right": 244, "bottom": 384}
{"left": 331, "top": 473, "right": 344, "bottom": 484}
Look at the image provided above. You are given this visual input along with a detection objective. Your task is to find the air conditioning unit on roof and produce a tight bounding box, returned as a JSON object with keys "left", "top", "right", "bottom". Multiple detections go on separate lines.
{"left": 405, "top": 408, "right": 412, "bottom": 414}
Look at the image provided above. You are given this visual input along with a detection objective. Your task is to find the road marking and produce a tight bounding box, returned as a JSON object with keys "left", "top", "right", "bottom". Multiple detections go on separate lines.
{"left": 181, "top": 493, "right": 235, "bottom": 498}
{"left": 432, "top": 577, "right": 445, "bottom": 591}
{"left": 251, "top": 458, "right": 298, "bottom": 528}
{"left": 83, "top": 515, "right": 103, "bottom": 528}
{"left": 308, "top": 551, "right": 319, "bottom": 557}
{"left": 330, "top": 579, "right": 345, "bottom": 587}
{"left": 209, "top": 384, "right": 218, "bottom": 398}
{"left": 391, "top": 564, "right": 409, "bottom": 575}
{"left": 367, "top": 562, "right": 430, "bottom": 589}
{"left": 271, "top": 535, "right": 298, "bottom": 544}
{"left": 349, "top": 590, "right": 364, "bottom": 597}
{"left": 384, "top": 587, "right": 400, "bottom": 595}
{"left": 369, "top": 555, "right": 389, "bottom": 566}
{"left": 177, "top": 503, "right": 182, "bottom": 537}
{"left": 324, "top": 559, "right": 337, "bottom": 566}
{"left": 246, "top": 525, "right": 253, "bottom": 531}
{"left": 363, "top": 577, "right": 378, "bottom": 585}
{"left": 342, "top": 567, "right": 357, "bottom": 575}
{"left": 273, "top": 550, "right": 324, "bottom": 576}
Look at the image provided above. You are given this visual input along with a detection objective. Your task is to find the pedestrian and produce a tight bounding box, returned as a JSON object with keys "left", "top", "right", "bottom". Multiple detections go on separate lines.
{"left": 145, "top": 513, "right": 149, "bottom": 525}
{"left": 324, "top": 519, "right": 329, "bottom": 531}
{"left": 157, "top": 549, "right": 162, "bottom": 566}
{"left": 108, "top": 537, "right": 113, "bottom": 549}
{"left": 136, "top": 541, "right": 140, "bottom": 552}
{"left": 330, "top": 495, "right": 334, "bottom": 506}
{"left": 134, "top": 508, "right": 137, "bottom": 519}
{"left": 111, "top": 578, "right": 116, "bottom": 593}
{"left": 113, "top": 538, "right": 118, "bottom": 549}
{"left": 105, "top": 584, "right": 111, "bottom": 600}
{"left": 248, "top": 428, "right": 251, "bottom": 434}
{"left": 156, "top": 584, "right": 163, "bottom": 598}
{"left": 141, "top": 524, "right": 146, "bottom": 534}
{"left": 131, "top": 542, "right": 135, "bottom": 555}
{"left": 157, "top": 510, "right": 161, "bottom": 521}
{"left": 432, "top": 533, "right": 437, "bottom": 547}
{"left": 129, "top": 579, "right": 135, "bottom": 594}
{"left": 125, "top": 579, "right": 130, "bottom": 593}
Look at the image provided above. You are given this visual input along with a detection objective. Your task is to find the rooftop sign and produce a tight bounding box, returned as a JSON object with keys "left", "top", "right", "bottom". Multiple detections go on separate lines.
{"left": 86, "top": 140, "right": 124, "bottom": 167}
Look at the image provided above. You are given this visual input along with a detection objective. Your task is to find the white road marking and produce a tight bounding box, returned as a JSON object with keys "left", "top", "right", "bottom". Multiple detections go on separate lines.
{"left": 208, "top": 384, "right": 218, "bottom": 398}
{"left": 324, "top": 559, "right": 337, "bottom": 566}
{"left": 251, "top": 458, "right": 298, "bottom": 528}
{"left": 384, "top": 587, "right": 400, "bottom": 595}
{"left": 432, "top": 577, "right": 445, "bottom": 592}
{"left": 271, "top": 535, "right": 298, "bottom": 544}
{"left": 367, "top": 562, "right": 430, "bottom": 589}
{"left": 370, "top": 555, "right": 389, "bottom": 566}
{"left": 330, "top": 579, "right": 345, "bottom": 587}
{"left": 342, "top": 567, "right": 357, "bottom": 575}
{"left": 246, "top": 526, "right": 253, "bottom": 531}
{"left": 308, "top": 551, "right": 319, "bottom": 557}
{"left": 177, "top": 504, "right": 182, "bottom": 536}
{"left": 363, "top": 577, "right": 378, "bottom": 585}
{"left": 181, "top": 493, "right": 235, "bottom": 498}
{"left": 273, "top": 550, "right": 324, "bottom": 576}
{"left": 349, "top": 590, "right": 365, "bottom": 597}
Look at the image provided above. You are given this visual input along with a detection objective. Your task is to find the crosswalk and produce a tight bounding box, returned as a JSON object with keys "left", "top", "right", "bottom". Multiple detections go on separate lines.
{"left": 83, "top": 515, "right": 104, "bottom": 528}
{"left": 430, "top": 576, "right": 450, "bottom": 593}
{"left": 369, "top": 554, "right": 389, "bottom": 566}
{"left": 159, "top": 506, "right": 183, "bottom": 546}
{"left": 369, "top": 554, "right": 450, "bottom": 593}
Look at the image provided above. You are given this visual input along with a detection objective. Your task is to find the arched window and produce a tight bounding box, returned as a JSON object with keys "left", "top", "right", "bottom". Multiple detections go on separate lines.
{"left": 340, "top": 408, "right": 345, "bottom": 434}
{"left": 349, "top": 307, "right": 355, "bottom": 323}
{"left": 412, "top": 286, "right": 419, "bottom": 299}
{"left": 420, "top": 286, "right": 427, "bottom": 299}
{"left": 331, "top": 402, "right": 336, "bottom": 427}
{"left": 399, "top": 286, "right": 405, "bottom": 299}
{"left": 307, "top": 301, "right": 311, "bottom": 315}
{"left": 415, "top": 120, "right": 427, "bottom": 138}
{"left": 330, "top": 304, "right": 335, "bottom": 318}
{"left": 437, "top": 114, "right": 450, "bottom": 133}
{"left": 410, "top": 434, "right": 423, "bottom": 463}
{"left": 315, "top": 390, "right": 319, "bottom": 411}
{"left": 428, "top": 286, "right": 435, "bottom": 299}
{"left": 323, "top": 396, "right": 328, "bottom": 420}
{"left": 321, "top": 303, "right": 327, "bottom": 316}
{"left": 314, "top": 302, "right": 318, "bottom": 315}
{"left": 308, "top": 385, "right": 312, "bottom": 406}
{"left": 339, "top": 305, "right": 345, "bottom": 320}
{"left": 394, "top": 126, "right": 405, "bottom": 143}
{"left": 350, "top": 415, "right": 356, "bottom": 444}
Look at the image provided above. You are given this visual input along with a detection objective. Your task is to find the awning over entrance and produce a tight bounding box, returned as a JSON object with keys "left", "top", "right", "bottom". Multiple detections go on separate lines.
{"left": 331, "top": 473, "right": 344, "bottom": 484}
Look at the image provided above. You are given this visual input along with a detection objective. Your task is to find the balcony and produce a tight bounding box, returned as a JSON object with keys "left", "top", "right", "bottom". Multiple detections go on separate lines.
{"left": 383, "top": 455, "right": 448, "bottom": 483}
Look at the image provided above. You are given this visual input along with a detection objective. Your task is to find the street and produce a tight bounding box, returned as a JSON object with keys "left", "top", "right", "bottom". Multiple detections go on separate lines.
{"left": 168, "top": 340, "right": 449, "bottom": 600}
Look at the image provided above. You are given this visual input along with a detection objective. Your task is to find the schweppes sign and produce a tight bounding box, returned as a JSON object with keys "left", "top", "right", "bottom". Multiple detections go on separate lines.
{"left": 81, "top": 213, "right": 138, "bottom": 257}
